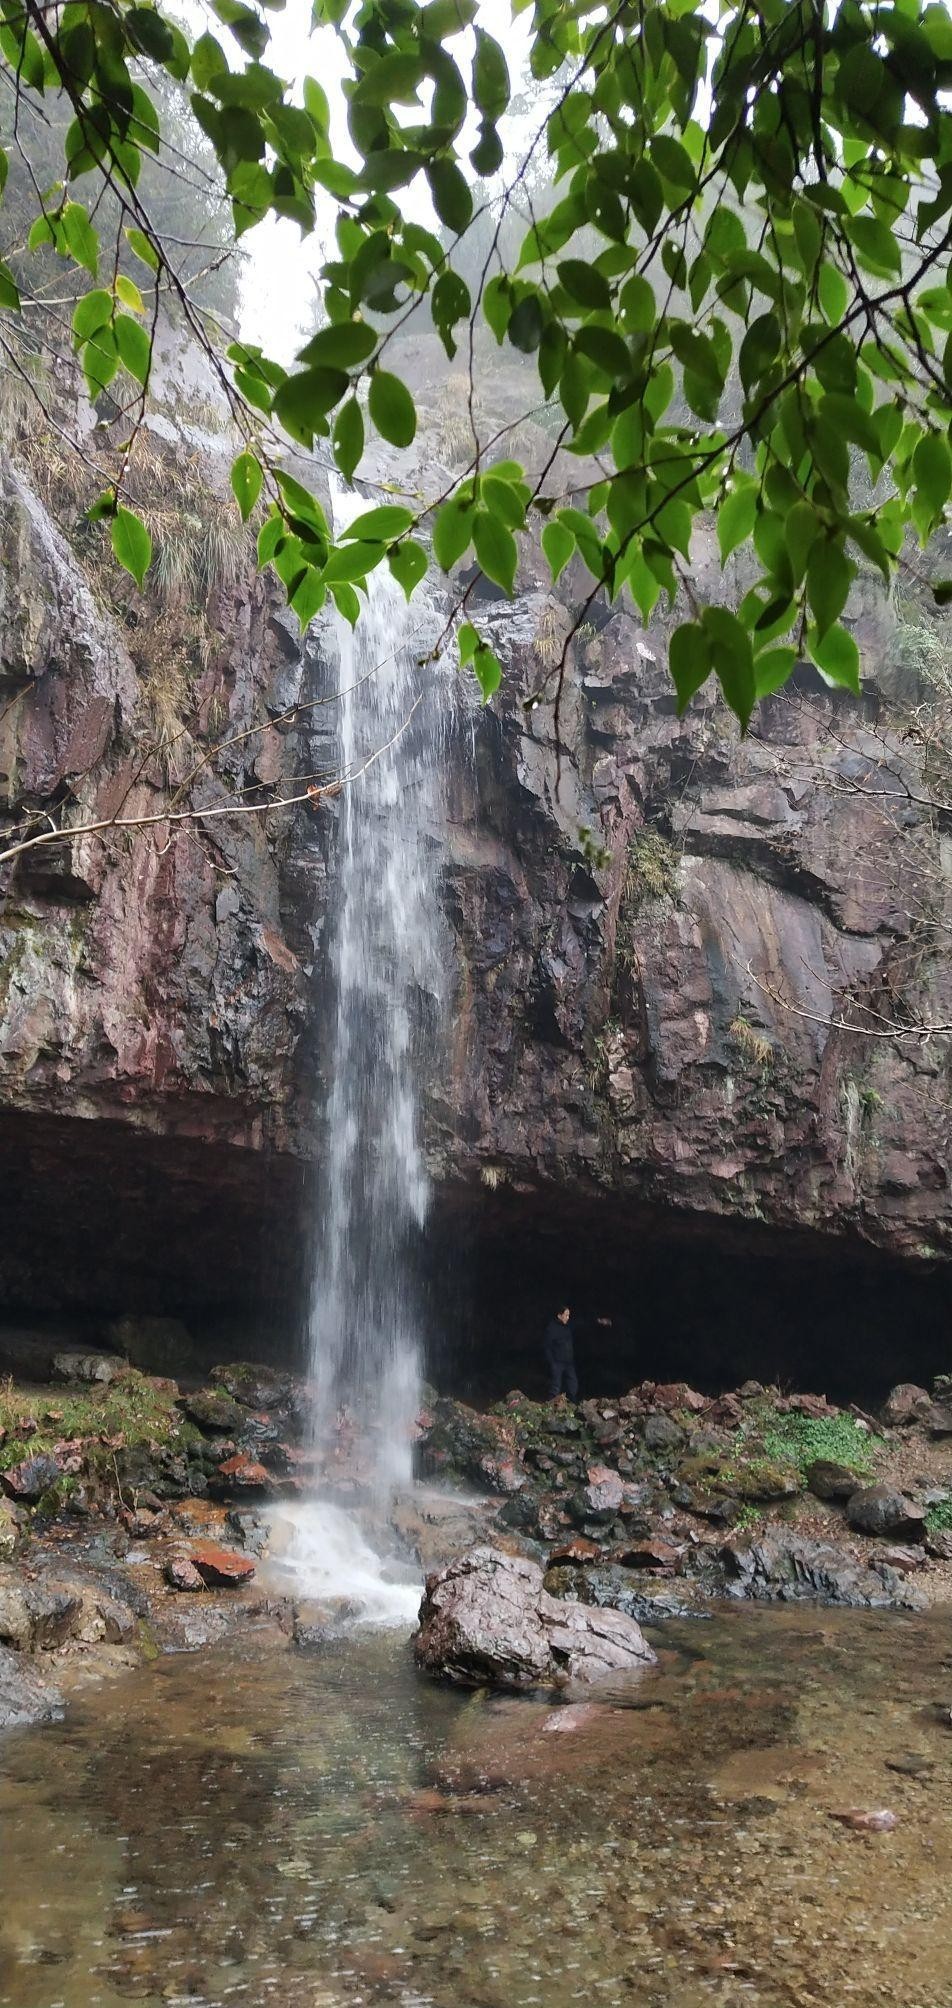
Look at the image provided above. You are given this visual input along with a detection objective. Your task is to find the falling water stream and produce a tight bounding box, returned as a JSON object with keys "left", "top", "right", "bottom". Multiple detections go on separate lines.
{"left": 276, "top": 487, "right": 449, "bottom": 1615}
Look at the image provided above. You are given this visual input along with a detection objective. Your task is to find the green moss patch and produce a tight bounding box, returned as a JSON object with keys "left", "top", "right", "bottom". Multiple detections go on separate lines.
{"left": 0, "top": 1368, "right": 196, "bottom": 1483}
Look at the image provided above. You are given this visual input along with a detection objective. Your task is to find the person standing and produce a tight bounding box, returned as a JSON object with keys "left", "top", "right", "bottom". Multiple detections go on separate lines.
{"left": 543, "top": 1305, "right": 578, "bottom": 1401}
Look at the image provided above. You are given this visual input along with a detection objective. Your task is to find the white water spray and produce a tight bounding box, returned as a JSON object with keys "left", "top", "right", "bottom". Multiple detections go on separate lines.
{"left": 275, "top": 491, "right": 449, "bottom": 1616}
{"left": 308, "top": 510, "right": 447, "bottom": 1481}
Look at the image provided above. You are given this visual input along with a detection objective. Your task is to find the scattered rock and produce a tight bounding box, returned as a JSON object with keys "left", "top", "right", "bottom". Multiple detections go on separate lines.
{"left": 107, "top": 1314, "right": 194, "bottom": 1376}
{"left": 226, "top": 1509, "right": 270, "bottom": 1556}
{"left": 181, "top": 1389, "right": 246, "bottom": 1433}
{"left": 544, "top": 1562, "right": 706, "bottom": 1625}
{"left": 828, "top": 1808, "right": 899, "bottom": 1833}
{"left": 706, "top": 1533, "right": 928, "bottom": 1610}
{"left": 165, "top": 1557, "right": 206, "bottom": 1593}
{"left": 885, "top": 1753, "right": 935, "bottom": 1778}
{"left": 292, "top": 1600, "right": 334, "bottom": 1647}
{"left": 924, "top": 1404, "right": 952, "bottom": 1438}
{"left": 215, "top": 1453, "right": 271, "bottom": 1491}
{"left": 643, "top": 1414, "right": 685, "bottom": 1454}
{"left": 211, "top": 1362, "right": 299, "bottom": 1411}
{"left": 846, "top": 1486, "right": 927, "bottom": 1541}
{"left": 881, "top": 1384, "right": 932, "bottom": 1427}
{"left": 52, "top": 1350, "right": 123, "bottom": 1385}
{"left": 1, "top": 1452, "right": 63, "bottom": 1502}
{"left": 806, "top": 1459, "right": 863, "bottom": 1502}
{"left": 0, "top": 1570, "right": 83, "bottom": 1650}
{"left": 0, "top": 1500, "right": 20, "bottom": 1559}
{"left": 872, "top": 1545, "right": 928, "bottom": 1575}
{"left": 0, "top": 1643, "right": 63, "bottom": 1730}
{"left": 579, "top": 1464, "right": 624, "bottom": 1517}
{"left": 611, "top": 1538, "right": 682, "bottom": 1572}
{"left": 926, "top": 1528, "right": 952, "bottom": 1561}
{"left": 415, "top": 1546, "right": 657, "bottom": 1691}
{"left": 549, "top": 1537, "right": 601, "bottom": 1564}
{"left": 187, "top": 1542, "right": 256, "bottom": 1587}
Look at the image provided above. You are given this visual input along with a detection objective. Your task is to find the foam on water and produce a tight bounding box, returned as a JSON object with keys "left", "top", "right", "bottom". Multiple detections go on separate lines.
{"left": 269, "top": 1499, "right": 421, "bottom": 1628}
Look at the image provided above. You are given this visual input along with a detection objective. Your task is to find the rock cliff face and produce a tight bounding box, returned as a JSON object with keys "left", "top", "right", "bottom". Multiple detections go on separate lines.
{"left": 0, "top": 432, "right": 950, "bottom": 1378}
{"left": 0, "top": 445, "right": 329, "bottom": 1324}
{"left": 441, "top": 542, "right": 952, "bottom": 1258}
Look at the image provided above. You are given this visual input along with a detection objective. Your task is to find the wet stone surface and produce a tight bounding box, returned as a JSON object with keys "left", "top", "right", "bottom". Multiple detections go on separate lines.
{"left": 2, "top": 1607, "right": 952, "bottom": 2005}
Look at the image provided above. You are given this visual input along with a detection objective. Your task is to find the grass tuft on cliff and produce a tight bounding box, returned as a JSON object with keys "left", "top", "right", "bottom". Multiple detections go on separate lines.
{"left": 0, "top": 1367, "right": 195, "bottom": 1477}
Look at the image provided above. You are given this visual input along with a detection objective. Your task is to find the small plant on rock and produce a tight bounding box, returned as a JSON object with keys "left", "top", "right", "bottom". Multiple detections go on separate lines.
{"left": 757, "top": 1411, "right": 878, "bottom": 1480}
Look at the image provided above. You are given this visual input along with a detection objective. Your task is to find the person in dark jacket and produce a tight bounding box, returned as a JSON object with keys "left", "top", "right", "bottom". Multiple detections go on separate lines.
{"left": 543, "top": 1306, "right": 578, "bottom": 1400}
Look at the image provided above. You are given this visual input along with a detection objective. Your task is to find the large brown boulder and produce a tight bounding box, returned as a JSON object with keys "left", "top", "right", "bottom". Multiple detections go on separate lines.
{"left": 414, "top": 1546, "right": 657, "bottom": 1691}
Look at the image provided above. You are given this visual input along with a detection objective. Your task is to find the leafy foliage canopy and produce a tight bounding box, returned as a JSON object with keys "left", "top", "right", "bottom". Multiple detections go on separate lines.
{"left": 3, "top": 0, "right": 952, "bottom": 718}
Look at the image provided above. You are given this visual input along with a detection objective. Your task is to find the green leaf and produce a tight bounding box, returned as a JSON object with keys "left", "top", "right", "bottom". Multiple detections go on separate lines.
{"left": 353, "top": 51, "right": 424, "bottom": 106}
{"left": 388, "top": 540, "right": 428, "bottom": 599}
{"left": 111, "top": 507, "right": 152, "bottom": 586}
{"left": 558, "top": 260, "right": 612, "bottom": 310}
{"left": 669, "top": 622, "right": 711, "bottom": 714}
{"left": 473, "top": 28, "right": 509, "bottom": 119}
{"left": 0, "top": 260, "right": 20, "bottom": 311}
{"left": 115, "top": 275, "right": 145, "bottom": 313}
{"left": 701, "top": 606, "right": 755, "bottom": 728}
{"left": 473, "top": 510, "right": 517, "bottom": 594}
{"left": 808, "top": 622, "right": 860, "bottom": 692}
{"left": 426, "top": 158, "right": 473, "bottom": 233}
{"left": 273, "top": 367, "right": 348, "bottom": 445}
{"left": 457, "top": 620, "right": 479, "bottom": 666}
{"left": 473, "top": 641, "right": 502, "bottom": 703}
{"left": 847, "top": 215, "right": 901, "bottom": 278}
{"left": 368, "top": 370, "right": 416, "bottom": 448}
{"left": 754, "top": 646, "right": 797, "bottom": 697}
{"left": 231, "top": 451, "right": 263, "bottom": 522}
{"left": 72, "top": 289, "right": 112, "bottom": 341}
{"left": 322, "top": 541, "right": 381, "bottom": 584}
{"left": 126, "top": 7, "right": 176, "bottom": 61}
{"left": 807, "top": 540, "right": 855, "bottom": 638}
{"left": 331, "top": 581, "right": 361, "bottom": 627}
{"left": 508, "top": 292, "right": 544, "bottom": 352}
{"left": 115, "top": 314, "right": 151, "bottom": 384}
{"left": 650, "top": 133, "right": 695, "bottom": 191}
{"left": 60, "top": 202, "right": 98, "bottom": 277}
{"left": 125, "top": 228, "right": 159, "bottom": 273}
{"left": 291, "top": 567, "right": 327, "bottom": 629}
{"left": 817, "top": 263, "right": 848, "bottom": 327}
{"left": 296, "top": 320, "right": 377, "bottom": 369}
{"left": 542, "top": 519, "right": 575, "bottom": 583}
{"left": 433, "top": 495, "right": 473, "bottom": 570}
{"left": 913, "top": 431, "right": 952, "bottom": 513}
{"left": 333, "top": 398, "right": 364, "bottom": 482}
{"left": 257, "top": 512, "right": 284, "bottom": 568}
{"left": 341, "top": 505, "right": 415, "bottom": 542}
{"left": 717, "top": 482, "right": 758, "bottom": 562}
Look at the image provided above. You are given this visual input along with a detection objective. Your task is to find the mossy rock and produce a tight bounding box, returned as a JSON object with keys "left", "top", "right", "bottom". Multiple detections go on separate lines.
{"left": 182, "top": 1388, "right": 245, "bottom": 1433}
{"left": 677, "top": 1453, "right": 802, "bottom": 1503}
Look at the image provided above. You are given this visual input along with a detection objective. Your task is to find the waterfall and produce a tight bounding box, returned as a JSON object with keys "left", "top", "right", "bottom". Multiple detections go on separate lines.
{"left": 305, "top": 492, "right": 448, "bottom": 1494}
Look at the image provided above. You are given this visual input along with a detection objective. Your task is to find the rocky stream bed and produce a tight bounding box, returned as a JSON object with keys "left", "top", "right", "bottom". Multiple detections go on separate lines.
{"left": 3, "top": 1340, "right": 952, "bottom": 1730}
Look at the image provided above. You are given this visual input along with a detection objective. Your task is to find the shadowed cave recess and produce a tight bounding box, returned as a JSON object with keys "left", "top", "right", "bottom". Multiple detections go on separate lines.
{"left": 0, "top": 1107, "right": 948, "bottom": 1408}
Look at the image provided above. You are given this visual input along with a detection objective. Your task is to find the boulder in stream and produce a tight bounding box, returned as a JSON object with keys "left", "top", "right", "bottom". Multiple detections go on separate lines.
{"left": 414, "top": 1546, "right": 657, "bottom": 1690}
{"left": 0, "top": 1643, "right": 63, "bottom": 1730}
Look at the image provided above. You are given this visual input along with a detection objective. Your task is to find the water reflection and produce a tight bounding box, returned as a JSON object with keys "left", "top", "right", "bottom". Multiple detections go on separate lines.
{"left": 2, "top": 1606, "right": 952, "bottom": 2006}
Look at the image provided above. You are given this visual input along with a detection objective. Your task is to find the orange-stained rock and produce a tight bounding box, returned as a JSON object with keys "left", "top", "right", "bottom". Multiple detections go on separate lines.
{"left": 216, "top": 1455, "right": 270, "bottom": 1490}
{"left": 188, "top": 1542, "right": 255, "bottom": 1587}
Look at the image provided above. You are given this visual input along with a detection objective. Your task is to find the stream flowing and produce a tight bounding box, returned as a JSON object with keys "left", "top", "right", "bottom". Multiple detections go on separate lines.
{"left": 2, "top": 1604, "right": 952, "bottom": 2007}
